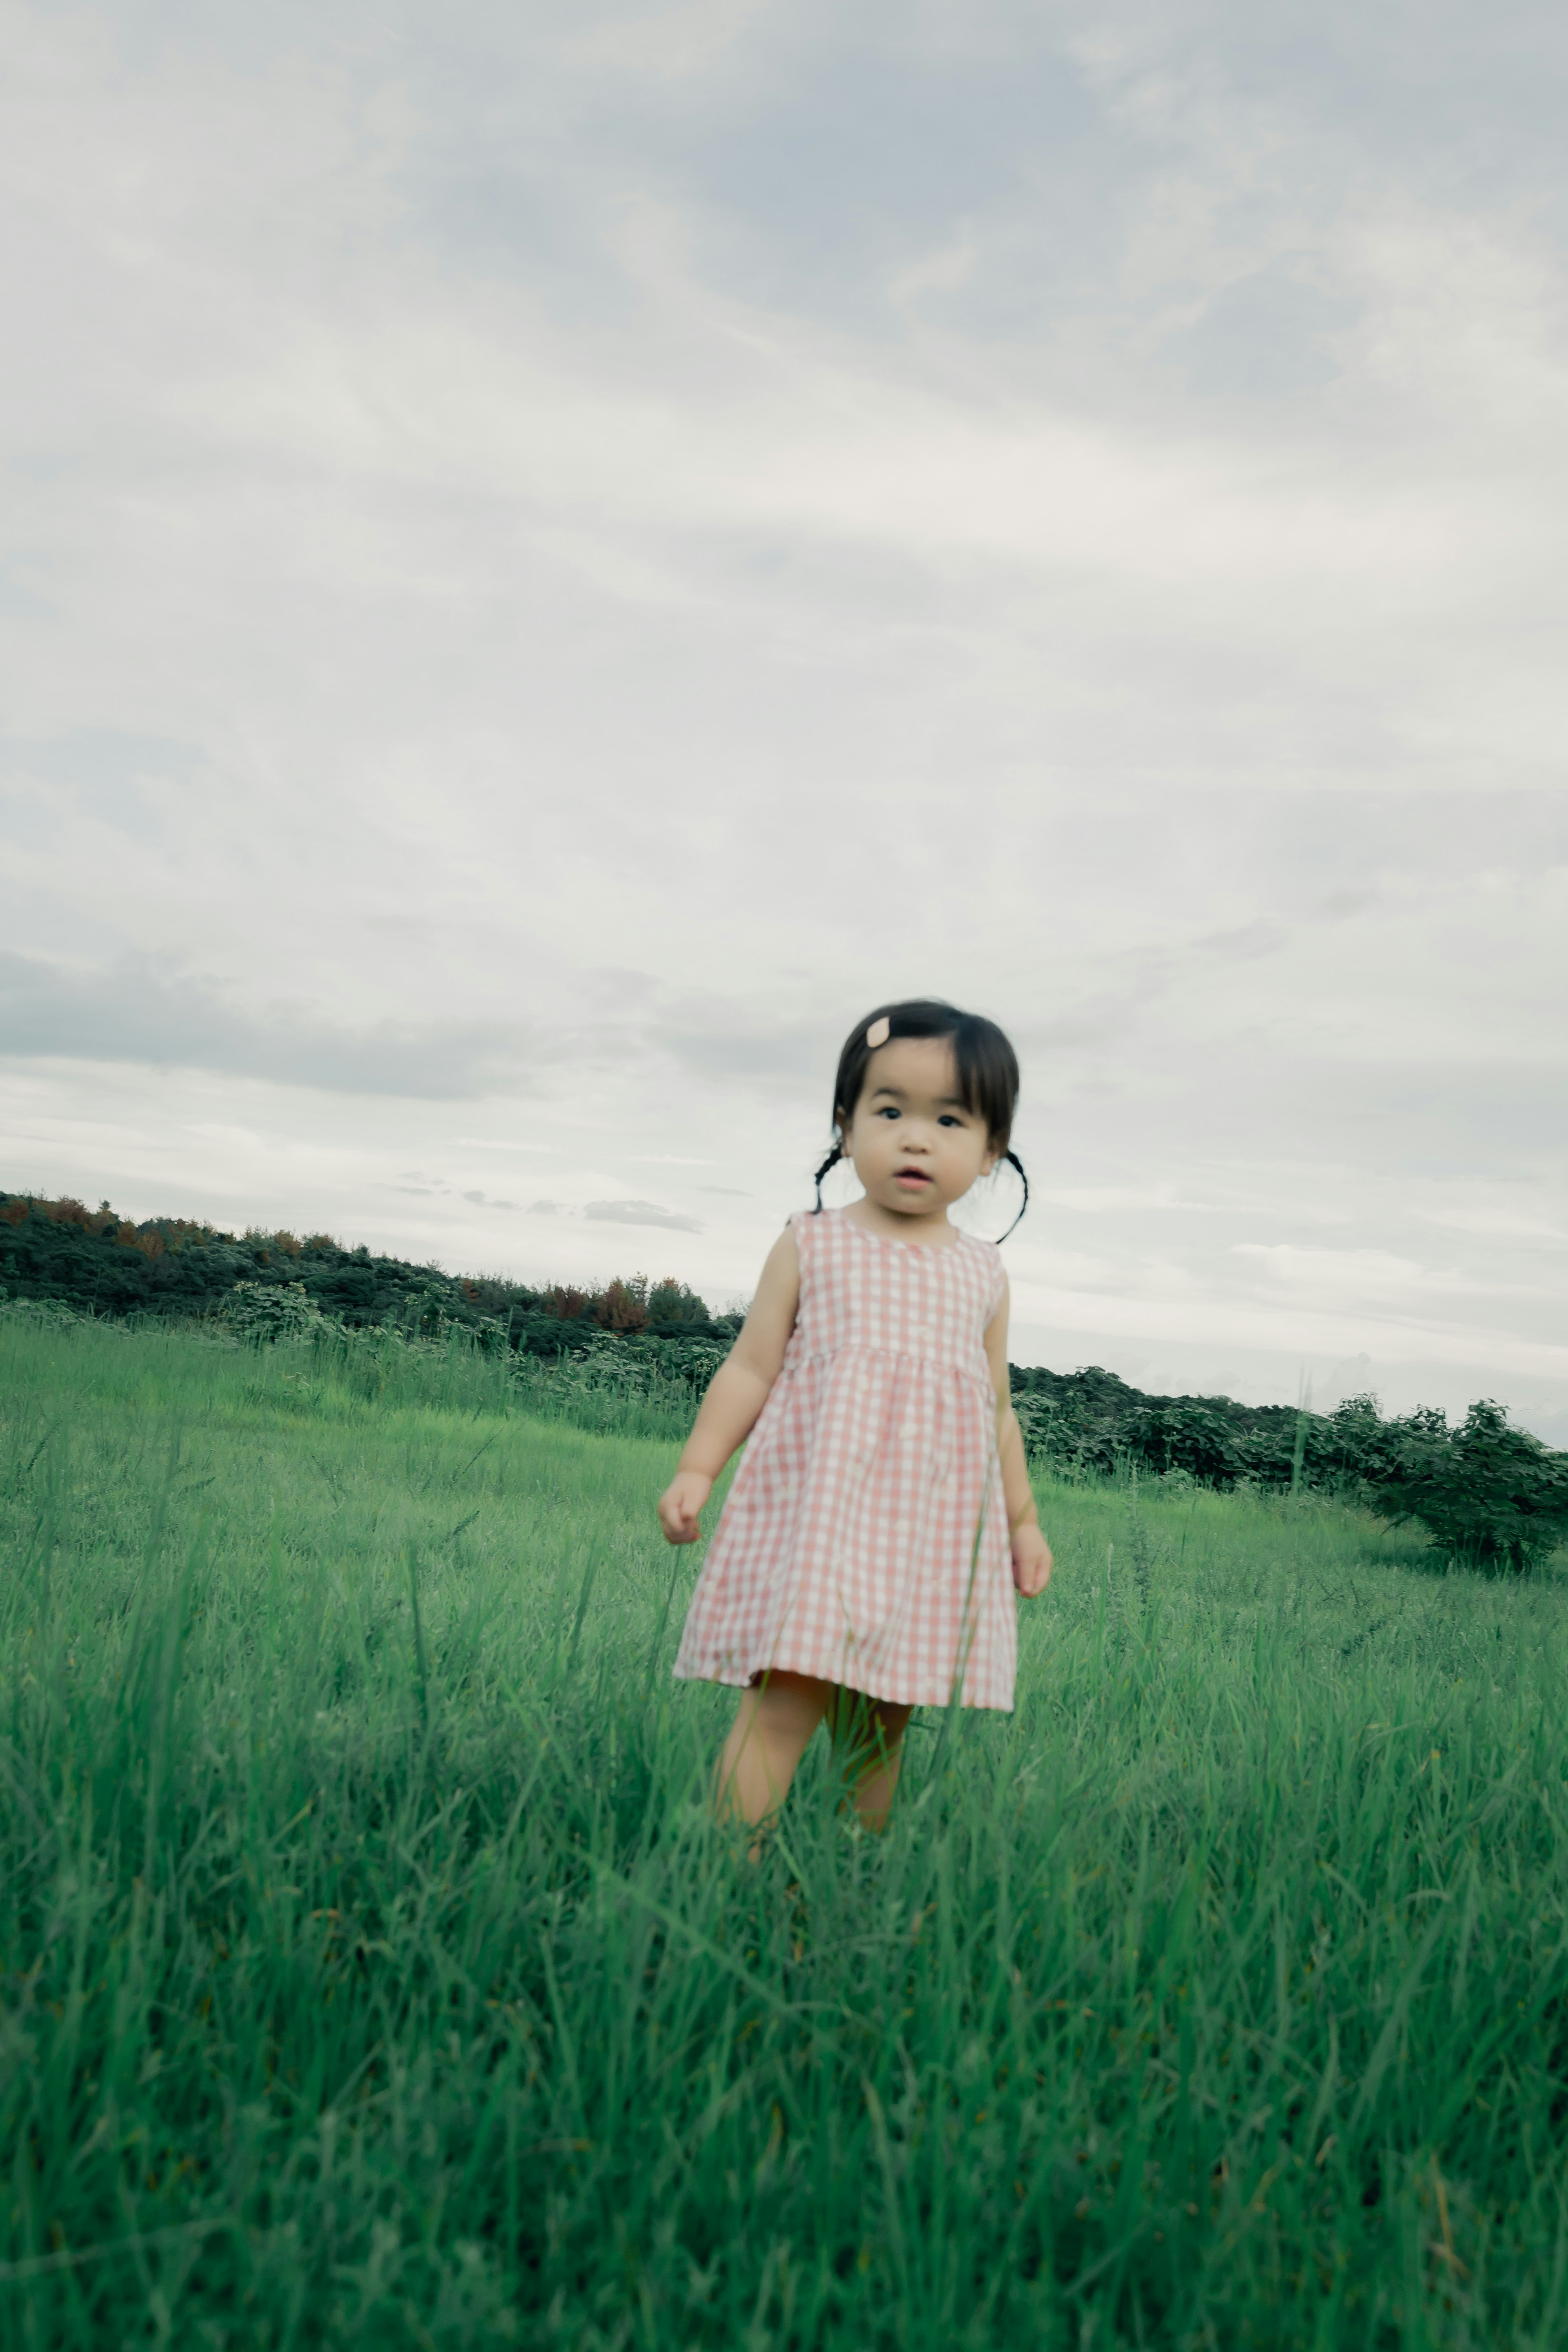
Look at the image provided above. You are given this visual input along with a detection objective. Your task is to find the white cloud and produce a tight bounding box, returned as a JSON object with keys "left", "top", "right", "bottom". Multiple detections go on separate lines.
{"left": 1, "top": 0, "right": 1566, "bottom": 1433}
{"left": 585, "top": 1199, "right": 704, "bottom": 1233}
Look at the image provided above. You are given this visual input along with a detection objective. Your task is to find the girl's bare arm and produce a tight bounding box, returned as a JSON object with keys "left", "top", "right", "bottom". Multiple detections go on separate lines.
{"left": 657, "top": 1226, "right": 801, "bottom": 1544}
{"left": 984, "top": 1276, "right": 1053, "bottom": 1597}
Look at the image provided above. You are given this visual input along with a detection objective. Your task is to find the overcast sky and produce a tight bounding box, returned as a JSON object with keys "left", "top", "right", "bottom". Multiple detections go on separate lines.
{"left": 2, "top": 0, "right": 1566, "bottom": 1436}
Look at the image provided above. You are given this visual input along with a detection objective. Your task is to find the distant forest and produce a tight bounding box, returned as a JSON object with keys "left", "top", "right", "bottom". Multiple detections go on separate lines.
{"left": 4, "top": 1189, "right": 1565, "bottom": 1565}
{"left": 0, "top": 1192, "right": 738, "bottom": 1353}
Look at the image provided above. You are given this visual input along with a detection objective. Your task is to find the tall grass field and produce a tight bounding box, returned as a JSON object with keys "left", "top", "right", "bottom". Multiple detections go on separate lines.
{"left": 2, "top": 1316, "right": 1566, "bottom": 2349}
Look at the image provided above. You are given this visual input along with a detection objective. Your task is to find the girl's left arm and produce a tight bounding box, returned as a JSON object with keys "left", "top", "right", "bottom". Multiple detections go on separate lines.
{"left": 984, "top": 1275, "right": 1053, "bottom": 1599}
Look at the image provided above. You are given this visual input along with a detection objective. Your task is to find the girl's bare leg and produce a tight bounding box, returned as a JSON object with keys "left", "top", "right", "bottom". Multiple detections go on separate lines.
{"left": 716, "top": 1671, "right": 835, "bottom": 1831}
{"left": 829, "top": 1690, "right": 914, "bottom": 1831}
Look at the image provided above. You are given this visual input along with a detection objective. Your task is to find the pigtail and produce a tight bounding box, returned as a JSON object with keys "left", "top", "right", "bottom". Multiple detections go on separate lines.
{"left": 998, "top": 1149, "right": 1029, "bottom": 1241}
{"left": 811, "top": 1142, "right": 844, "bottom": 1212}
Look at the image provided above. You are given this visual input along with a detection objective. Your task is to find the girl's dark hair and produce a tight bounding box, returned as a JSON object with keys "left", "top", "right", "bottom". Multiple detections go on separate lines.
{"left": 811, "top": 998, "right": 1029, "bottom": 1241}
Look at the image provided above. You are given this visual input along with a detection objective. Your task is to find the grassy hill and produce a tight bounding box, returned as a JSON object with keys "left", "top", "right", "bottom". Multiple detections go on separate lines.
{"left": 1, "top": 1314, "right": 1566, "bottom": 2345}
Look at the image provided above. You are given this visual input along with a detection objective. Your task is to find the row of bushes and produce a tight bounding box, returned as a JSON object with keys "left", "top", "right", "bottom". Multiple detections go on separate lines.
{"left": 1007, "top": 1367, "right": 1567, "bottom": 1573}
{"left": 212, "top": 1278, "right": 731, "bottom": 1386}
{"left": 0, "top": 1280, "right": 715, "bottom": 1450}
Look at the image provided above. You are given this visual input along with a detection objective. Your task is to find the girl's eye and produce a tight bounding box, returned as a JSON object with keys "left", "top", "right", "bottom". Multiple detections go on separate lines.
{"left": 876, "top": 1107, "right": 900, "bottom": 1120}
{"left": 938, "top": 1114, "right": 963, "bottom": 1128}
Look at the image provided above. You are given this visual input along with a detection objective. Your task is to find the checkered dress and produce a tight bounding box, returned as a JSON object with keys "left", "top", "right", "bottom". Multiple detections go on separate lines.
{"left": 672, "top": 1209, "right": 1016, "bottom": 1710}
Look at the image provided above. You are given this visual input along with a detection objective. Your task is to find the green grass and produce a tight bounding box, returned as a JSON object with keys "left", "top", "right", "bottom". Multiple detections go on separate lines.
{"left": 1, "top": 1319, "right": 1566, "bottom": 2350}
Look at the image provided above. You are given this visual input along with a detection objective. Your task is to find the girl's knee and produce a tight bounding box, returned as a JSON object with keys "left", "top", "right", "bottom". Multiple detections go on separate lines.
{"left": 741, "top": 1675, "right": 833, "bottom": 1761}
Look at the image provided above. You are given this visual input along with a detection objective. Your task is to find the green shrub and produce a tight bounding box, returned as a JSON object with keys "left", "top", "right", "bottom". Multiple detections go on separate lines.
{"left": 221, "top": 1278, "right": 324, "bottom": 1345}
{"left": 1365, "top": 1398, "right": 1568, "bottom": 1572}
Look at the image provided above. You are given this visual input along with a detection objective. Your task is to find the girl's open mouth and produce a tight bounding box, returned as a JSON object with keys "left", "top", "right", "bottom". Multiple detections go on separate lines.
{"left": 894, "top": 1169, "right": 933, "bottom": 1187}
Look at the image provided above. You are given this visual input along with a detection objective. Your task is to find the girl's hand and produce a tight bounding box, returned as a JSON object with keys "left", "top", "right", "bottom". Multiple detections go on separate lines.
{"left": 1011, "top": 1523, "right": 1053, "bottom": 1598}
{"left": 659, "top": 1470, "right": 714, "bottom": 1545}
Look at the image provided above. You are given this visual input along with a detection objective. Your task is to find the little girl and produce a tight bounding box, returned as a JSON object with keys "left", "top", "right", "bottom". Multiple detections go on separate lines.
{"left": 657, "top": 998, "right": 1052, "bottom": 1835}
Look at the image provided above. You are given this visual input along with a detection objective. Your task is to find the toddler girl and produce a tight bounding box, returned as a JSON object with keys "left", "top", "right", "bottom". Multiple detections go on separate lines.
{"left": 657, "top": 998, "right": 1051, "bottom": 1834}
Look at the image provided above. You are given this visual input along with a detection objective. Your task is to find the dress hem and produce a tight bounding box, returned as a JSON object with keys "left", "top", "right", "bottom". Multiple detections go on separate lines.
{"left": 671, "top": 1657, "right": 1015, "bottom": 1713}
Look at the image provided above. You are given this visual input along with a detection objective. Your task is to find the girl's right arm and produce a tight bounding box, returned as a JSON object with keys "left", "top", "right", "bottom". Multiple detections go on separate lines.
{"left": 657, "top": 1225, "right": 800, "bottom": 1544}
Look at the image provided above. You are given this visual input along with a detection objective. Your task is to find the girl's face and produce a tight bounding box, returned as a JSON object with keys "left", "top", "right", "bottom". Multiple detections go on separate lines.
{"left": 840, "top": 1035, "right": 1000, "bottom": 1222}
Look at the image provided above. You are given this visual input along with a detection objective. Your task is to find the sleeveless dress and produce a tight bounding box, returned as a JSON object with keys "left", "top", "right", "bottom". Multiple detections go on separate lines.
{"left": 672, "top": 1209, "right": 1017, "bottom": 1710}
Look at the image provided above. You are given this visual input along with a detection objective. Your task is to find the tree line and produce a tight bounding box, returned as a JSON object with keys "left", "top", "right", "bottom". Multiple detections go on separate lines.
{"left": 0, "top": 1194, "right": 738, "bottom": 1350}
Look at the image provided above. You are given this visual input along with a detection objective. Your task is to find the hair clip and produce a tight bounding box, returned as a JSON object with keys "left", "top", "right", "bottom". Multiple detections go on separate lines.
{"left": 866, "top": 1016, "right": 891, "bottom": 1047}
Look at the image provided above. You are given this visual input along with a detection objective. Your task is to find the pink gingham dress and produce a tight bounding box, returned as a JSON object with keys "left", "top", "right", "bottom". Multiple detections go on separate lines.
{"left": 673, "top": 1209, "right": 1016, "bottom": 1710}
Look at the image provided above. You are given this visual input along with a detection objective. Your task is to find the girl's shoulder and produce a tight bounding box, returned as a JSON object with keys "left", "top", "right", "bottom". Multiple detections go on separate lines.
{"left": 955, "top": 1226, "right": 1002, "bottom": 1261}
{"left": 955, "top": 1227, "right": 1008, "bottom": 1316}
{"left": 788, "top": 1207, "right": 824, "bottom": 1270}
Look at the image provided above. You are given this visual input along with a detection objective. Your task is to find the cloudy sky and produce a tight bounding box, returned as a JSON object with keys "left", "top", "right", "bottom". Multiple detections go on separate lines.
{"left": 3, "top": 0, "right": 1566, "bottom": 1435}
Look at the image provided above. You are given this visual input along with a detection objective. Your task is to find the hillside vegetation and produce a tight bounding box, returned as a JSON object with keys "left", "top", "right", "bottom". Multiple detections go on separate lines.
{"left": 0, "top": 1316, "right": 1565, "bottom": 2347}
{"left": 5, "top": 1188, "right": 1566, "bottom": 1571}
{"left": 0, "top": 1190, "right": 732, "bottom": 1346}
